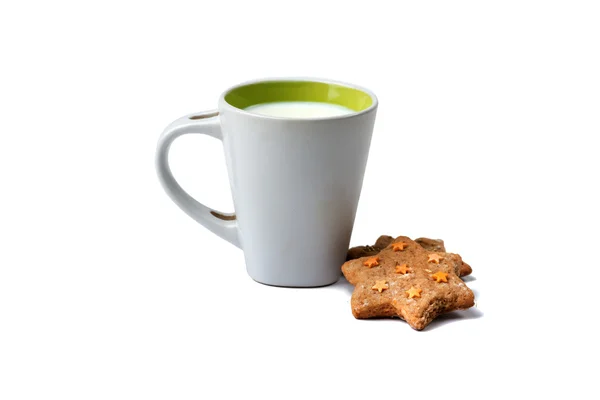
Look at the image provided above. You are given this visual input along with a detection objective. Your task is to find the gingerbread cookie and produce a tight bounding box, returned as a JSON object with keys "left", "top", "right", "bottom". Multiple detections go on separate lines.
{"left": 346, "top": 235, "right": 394, "bottom": 260}
{"left": 347, "top": 235, "right": 472, "bottom": 277}
{"left": 342, "top": 236, "right": 475, "bottom": 330}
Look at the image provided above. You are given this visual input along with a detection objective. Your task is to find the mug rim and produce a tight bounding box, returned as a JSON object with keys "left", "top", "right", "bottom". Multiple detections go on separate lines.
{"left": 218, "top": 77, "right": 378, "bottom": 121}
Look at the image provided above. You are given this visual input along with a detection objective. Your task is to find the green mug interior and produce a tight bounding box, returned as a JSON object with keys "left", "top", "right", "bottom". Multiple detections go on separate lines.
{"left": 224, "top": 80, "right": 374, "bottom": 112}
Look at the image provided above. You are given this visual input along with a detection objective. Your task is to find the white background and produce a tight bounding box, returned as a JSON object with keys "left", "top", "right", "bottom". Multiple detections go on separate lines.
{"left": 1, "top": 1, "right": 599, "bottom": 399}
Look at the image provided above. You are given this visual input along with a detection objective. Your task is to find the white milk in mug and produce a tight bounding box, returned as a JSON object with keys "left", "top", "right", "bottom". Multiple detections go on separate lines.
{"left": 245, "top": 101, "right": 355, "bottom": 118}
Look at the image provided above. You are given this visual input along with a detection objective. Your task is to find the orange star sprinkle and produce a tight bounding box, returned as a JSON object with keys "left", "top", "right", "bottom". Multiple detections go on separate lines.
{"left": 406, "top": 287, "right": 422, "bottom": 298}
{"left": 363, "top": 256, "right": 380, "bottom": 268}
{"left": 427, "top": 254, "right": 442, "bottom": 264}
{"left": 430, "top": 271, "right": 449, "bottom": 283}
{"left": 395, "top": 263, "right": 411, "bottom": 274}
{"left": 371, "top": 280, "right": 389, "bottom": 293}
{"left": 391, "top": 242, "right": 408, "bottom": 251}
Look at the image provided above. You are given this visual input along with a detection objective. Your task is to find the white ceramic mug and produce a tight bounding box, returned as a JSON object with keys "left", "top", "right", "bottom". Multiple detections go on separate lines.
{"left": 156, "top": 78, "right": 377, "bottom": 287}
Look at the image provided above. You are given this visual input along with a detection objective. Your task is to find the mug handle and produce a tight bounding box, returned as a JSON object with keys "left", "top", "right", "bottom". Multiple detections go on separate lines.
{"left": 155, "top": 110, "right": 240, "bottom": 248}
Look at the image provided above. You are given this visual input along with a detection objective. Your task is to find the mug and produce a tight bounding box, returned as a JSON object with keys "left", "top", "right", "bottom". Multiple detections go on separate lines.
{"left": 156, "top": 78, "right": 377, "bottom": 287}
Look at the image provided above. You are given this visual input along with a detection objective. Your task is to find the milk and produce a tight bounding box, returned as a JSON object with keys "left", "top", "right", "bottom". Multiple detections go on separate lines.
{"left": 245, "top": 101, "right": 355, "bottom": 118}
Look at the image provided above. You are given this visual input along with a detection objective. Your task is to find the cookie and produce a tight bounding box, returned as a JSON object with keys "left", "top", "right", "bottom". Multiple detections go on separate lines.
{"left": 342, "top": 236, "right": 475, "bottom": 330}
{"left": 346, "top": 235, "right": 394, "bottom": 260}
{"left": 347, "top": 235, "right": 472, "bottom": 277}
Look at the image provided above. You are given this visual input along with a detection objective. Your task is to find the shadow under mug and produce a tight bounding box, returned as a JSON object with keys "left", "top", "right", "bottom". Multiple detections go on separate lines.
{"left": 156, "top": 78, "right": 378, "bottom": 287}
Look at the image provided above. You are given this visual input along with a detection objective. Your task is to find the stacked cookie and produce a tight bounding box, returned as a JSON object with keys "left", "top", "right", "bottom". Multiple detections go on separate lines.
{"left": 343, "top": 236, "right": 475, "bottom": 330}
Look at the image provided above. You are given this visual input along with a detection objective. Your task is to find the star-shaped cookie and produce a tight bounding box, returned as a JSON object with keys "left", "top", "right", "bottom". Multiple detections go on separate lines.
{"left": 342, "top": 236, "right": 475, "bottom": 330}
